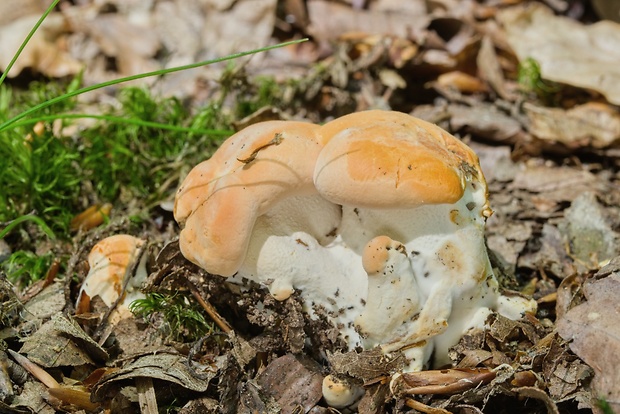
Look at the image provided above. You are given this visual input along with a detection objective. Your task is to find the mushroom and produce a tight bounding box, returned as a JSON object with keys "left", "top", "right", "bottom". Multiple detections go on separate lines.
{"left": 76, "top": 235, "right": 147, "bottom": 324}
{"left": 322, "top": 374, "right": 364, "bottom": 409}
{"left": 174, "top": 110, "right": 536, "bottom": 372}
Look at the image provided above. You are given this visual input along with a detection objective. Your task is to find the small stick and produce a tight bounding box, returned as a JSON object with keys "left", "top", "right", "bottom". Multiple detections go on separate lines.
{"left": 136, "top": 377, "right": 158, "bottom": 414}
{"left": 237, "top": 133, "right": 283, "bottom": 164}
{"left": 7, "top": 350, "right": 59, "bottom": 389}
{"left": 185, "top": 280, "right": 232, "bottom": 334}
{"left": 405, "top": 398, "right": 451, "bottom": 414}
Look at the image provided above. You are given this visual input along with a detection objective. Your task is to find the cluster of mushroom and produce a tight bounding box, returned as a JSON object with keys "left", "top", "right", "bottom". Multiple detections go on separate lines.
{"left": 174, "top": 110, "right": 536, "bottom": 376}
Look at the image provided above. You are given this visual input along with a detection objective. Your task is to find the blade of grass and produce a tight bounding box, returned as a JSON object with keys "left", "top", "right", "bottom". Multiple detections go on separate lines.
{"left": 0, "top": 0, "right": 60, "bottom": 88}
{"left": 0, "top": 214, "right": 56, "bottom": 240}
{"left": 0, "top": 39, "right": 307, "bottom": 133}
{"left": 11, "top": 114, "right": 234, "bottom": 136}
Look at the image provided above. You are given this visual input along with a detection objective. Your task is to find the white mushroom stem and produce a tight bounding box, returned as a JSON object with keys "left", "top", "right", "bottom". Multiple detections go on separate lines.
{"left": 357, "top": 236, "right": 422, "bottom": 348}
{"left": 322, "top": 375, "right": 364, "bottom": 409}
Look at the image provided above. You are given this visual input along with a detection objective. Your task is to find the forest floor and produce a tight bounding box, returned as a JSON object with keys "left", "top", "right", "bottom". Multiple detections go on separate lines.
{"left": 1, "top": 0, "right": 619, "bottom": 413}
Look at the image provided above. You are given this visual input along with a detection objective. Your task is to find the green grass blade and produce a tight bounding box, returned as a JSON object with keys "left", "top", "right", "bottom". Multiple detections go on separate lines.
{"left": 0, "top": 39, "right": 307, "bottom": 133}
{"left": 0, "top": 0, "right": 61, "bottom": 88}
{"left": 11, "top": 114, "right": 234, "bottom": 136}
{"left": 0, "top": 214, "right": 56, "bottom": 240}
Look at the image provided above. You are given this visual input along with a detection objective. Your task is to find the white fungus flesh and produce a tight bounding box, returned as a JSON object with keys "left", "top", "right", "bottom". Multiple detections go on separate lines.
{"left": 174, "top": 110, "right": 537, "bottom": 374}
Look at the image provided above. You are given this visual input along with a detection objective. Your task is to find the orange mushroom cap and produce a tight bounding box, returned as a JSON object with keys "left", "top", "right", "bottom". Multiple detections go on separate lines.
{"left": 315, "top": 110, "right": 486, "bottom": 208}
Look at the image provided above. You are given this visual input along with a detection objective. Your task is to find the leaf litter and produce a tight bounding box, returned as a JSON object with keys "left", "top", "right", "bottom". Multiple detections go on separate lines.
{"left": 1, "top": 0, "right": 620, "bottom": 413}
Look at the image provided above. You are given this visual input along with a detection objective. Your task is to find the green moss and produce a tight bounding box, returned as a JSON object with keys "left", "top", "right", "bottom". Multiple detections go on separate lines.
{"left": 517, "top": 57, "right": 562, "bottom": 104}
{"left": 130, "top": 292, "right": 216, "bottom": 342}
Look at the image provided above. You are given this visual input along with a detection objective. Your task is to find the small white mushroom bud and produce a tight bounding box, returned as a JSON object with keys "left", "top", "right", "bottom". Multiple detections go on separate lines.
{"left": 322, "top": 375, "right": 364, "bottom": 409}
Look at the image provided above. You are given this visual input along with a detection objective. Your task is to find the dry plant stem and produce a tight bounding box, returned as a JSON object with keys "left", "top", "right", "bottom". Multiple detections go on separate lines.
{"left": 48, "top": 387, "right": 100, "bottom": 411}
{"left": 236, "top": 133, "right": 284, "bottom": 164}
{"left": 398, "top": 368, "right": 496, "bottom": 395}
{"left": 186, "top": 280, "right": 232, "bottom": 333}
{"left": 405, "top": 398, "right": 452, "bottom": 414}
{"left": 7, "top": 350, "right": 59, "bottom": 388}
{"left": 92, "top": 242, "right": 148, "bottom": 344}
{"left": 136, "top": 377, "right": 158, "bottom": 414}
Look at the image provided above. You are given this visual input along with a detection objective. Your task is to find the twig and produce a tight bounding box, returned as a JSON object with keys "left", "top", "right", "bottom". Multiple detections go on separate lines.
{"left": 185, "top": 279, "right": 232, "bottom": 334}
{"left": 237, "top": 133, "right": 283, "bottom": 164}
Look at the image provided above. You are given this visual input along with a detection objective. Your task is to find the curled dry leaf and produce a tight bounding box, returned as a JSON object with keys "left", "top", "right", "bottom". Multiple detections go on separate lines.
{"left": 392, "top": 368, "right": 496, "bottom": 396}
{"left": 436, "top": 71, "right": 487, "bottom": 94}
{"left": 19, "top": 313, "right": 108, "bottom": 368}
{"left": 499, "top": 3, "right": 620, "bottom": 105}
{"left": 92, "top": 353, "right": 220, "bottom": 402}
{"left": 70, "top": 203, "right": 112, "bottom": 232}
{"left": 75, "top": 235, "right": 147, "bottom": 324}
{"left": 476, "top": 35, "right": 512, "bottom": 100}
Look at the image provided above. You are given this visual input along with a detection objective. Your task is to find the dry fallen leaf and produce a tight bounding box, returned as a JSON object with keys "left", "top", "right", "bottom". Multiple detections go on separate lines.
{"left": 558, "top": 192, "right": 620, "bottom": 267}
{"left": 255, "top": 354, "right": 324, "bottom": 414}
{"left": 92, "top": 352, "right": 220, "bottom": 402}
{"left": 499, "top": 3, "right": 620, "bottom": 105}
{"left": 556, "top": 268, "right": 620, "bottom": 412}
{"left": 202, "top": 0, "right": 278, "bottom": 58}
{"left": 524, "top": 102, "right": 620, "bottom": 149}
{"left": 0, "top": 13, "right": 82, "bottom": 78}
{"left": 306, "top": 0, "right": 429, "bottom": 45}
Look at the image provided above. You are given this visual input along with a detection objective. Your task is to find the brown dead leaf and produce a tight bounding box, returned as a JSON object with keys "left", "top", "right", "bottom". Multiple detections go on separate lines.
{"left": 67, "top": 12, "right": 160, "bottom": 78}
{"left": 19, "top": 313, "right": 108, "bottom": 368}
{"left": 517, "top": 223, "right": 575, "bottom": 277}
{"left": 555, "top": 274, "right": 586, "bottom": 322}
{"left": 327, "top": 348, "right": 405, "bottom": 384}
{"left": 255, "top": 354, "right": 323, "bottom": 414}
{"left": 512, "top": 386, "right": 560, "bottom": 414}
{"left": 202, "top": 0, "right": 278, "bottom": 58}
{"left": 0, "top": 13, "right": 82, "bottom": 78}
{"left": 449, "top": 102, "right": 522, "bottom": 141}
{"left": 510, "top": 165, "right": 603, "bottom": 203}
{"left": 559, "top": 192, "right": 620, "bottom": 268}
{"left": 436, "top": 71, "right": 487, "bottom": 94}
{"left": 499, "top": 3, "right": 620, "bottom": 105}
{"left": 524, "top": 102, "right": 620, "bottom": 149}
{"left": 92, "top": 352, "right": 219, "bottom": 402}
{"left": 476, "top": 35, "right": 512, "bottom": 100}
{"left": 393, "top": 368, "right": 496, "bottom": 395}
{"left": 557, "top": 269, "right": 620, "bottom": 411}
{"left": 306, "top": 0, "right": 429, "bottom": 45}
{"left": 10, "top": 381, "right": 55, "bottom": 414}
{"left": 357, "top": 383, "right": 390, "bottom": 414}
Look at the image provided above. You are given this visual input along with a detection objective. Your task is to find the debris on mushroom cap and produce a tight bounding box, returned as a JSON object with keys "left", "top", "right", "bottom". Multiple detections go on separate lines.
{"left": 321, "top": 374, "right": 364, "bottom": 409}
{"left": 76, "top": 235, "right": 147, "bottom": 323}
{"left": 174, "top": 110, "right": 536, "bottom": 372}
